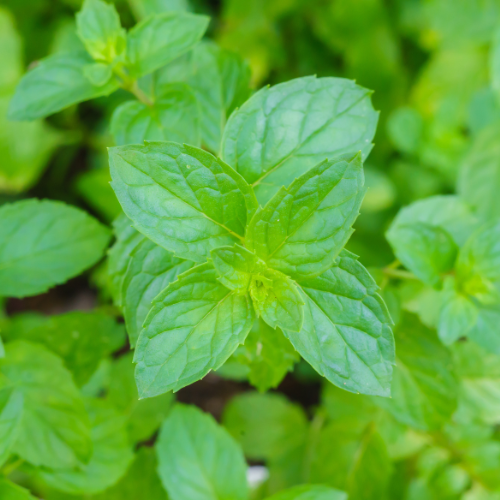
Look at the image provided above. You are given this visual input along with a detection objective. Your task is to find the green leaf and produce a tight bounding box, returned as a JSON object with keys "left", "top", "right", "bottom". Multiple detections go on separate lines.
{"left": 40, "top": 398, "right": 133, "bottom": 495}
{"left": 0, "top": 388, "right": 23, "bottom": 467}
{"left": 232, "top": 318, "right": 299, "bottom": 392}
{"left": 126, "top": 12, "right": 209, "bottom": 78}
{"left": 156, "top": 404, "right": 248, "bottom": 500}
{"left": 246, "top": 154, "right": 365, "bottom": 281}
{"left": 134, "top": 262, "right": 254, "bottom": 397}
{"left": 221, "top": 76, "right": 378, "bottom": 204}
{"left": 155, "top": 40, "right": 251, "bottom": 153}
{"left": 250, "top": 269, "right": 304, "bottom": 333}
{"left": 8, "top": 51, "right": 119, "bottom": 121}
{"left": 83, "top": 62, "right": 113, "bottom": 86}
{"left": 76, "top": 0, "right": 126, "bottom": 62}
{"left": 373, "top": 314, "right": 458, "bottom": 431}
{"left": 0, "top": 8, "right": 22, "bottom": 94}
{"left": 109, "top": 141, "right": 257, "bottom": 263}
{"left": 0, "top": 341, "right": 91, "bottom": 469}
{"left": 111, "top": 83, "right": 200, "bottom": 147}
{"left": 130, "top": 0, "right": 191, "bottom": 19}
{"left": 286, "top": 250, "right": 394, "bottom": 397}
{"left": 0, "top": 199, "right": 111, "bottom": 298}
{"left": 11, "top": 311, "right": 126, "bottom": 386}
{"left": 121, "top": 237, "right": 194, "bottom": 347}
{"left": 467, "top": 305, "right": 500, "bottom": 355}
{"left": 386, "top": 106, "right": 424, "bottom": 155}
{"left": 458, "top": 123, "right": 500, "bottom": 222}
{"left": 0, "top": 479, "right": 37, "bottom": 500}
{"left": 107, "top": 352, "right": 174, "bottom": 443}
{"left": 266, "top": 485, "right": 347, "bottom": 500}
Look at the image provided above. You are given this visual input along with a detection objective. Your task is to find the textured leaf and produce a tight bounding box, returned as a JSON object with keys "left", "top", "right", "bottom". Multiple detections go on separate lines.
{"left": 121, "top": 237, "right": 193, "bottom": 347}
{"left": 40, "top": 398, "right": 133, "bottom": 495}
{"left": 8, "top": 51, "right": 119, "bottom": 121}
{"left": 0, "top": 479, "right": 37, "bottom": 500}
{"left": 0, "top": 199, "right": 111, "bottom": 298}
{"left": 134, "top": 263, "right": 254, "bottom": 397}
{"left": 126, "top": 12, "right": 209, "bottom": 78}
{"left": 76, "top": 0, "right": 126, "bottom": 62}
{"left": 0, "top": 341, "right": 91, "bottom": 469}
{"left": 285, "top": 250, "right": 394, "bottom": 397}
{"left": 0, "top": 388, "right": 23, "bottom": 467}
{"left": 156, "top": 40, "right": 251, "bottom": 152}
{"left": 246, "top": 154, "right": 365, "bottom": 281}
{"left": 156, "top": 404, "right": 248, "bottom": 500}
{"left": 374, "top": 314, "right": 458, "bottom": 431}
{"left": 111, "top": 83, "right": 200, "bottom": 147}
{"left": 221, "top": 76, "right": 378, "bottom": 204}
{"left": 109, "top": 141, "right": 257, "bottom": 262}
{"left": 266, "top": 485, "right": 347, "bottom": 500}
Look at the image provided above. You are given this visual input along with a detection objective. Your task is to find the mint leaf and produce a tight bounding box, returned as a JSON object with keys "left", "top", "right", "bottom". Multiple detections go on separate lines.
{"left": 221, "top": 76, "right": 378, "bottom": 204}
{"left": 8, "top": 51, "right": 119, "bottom": 121}
{"left": 130, "top": 0, "right": 191, "bottom": 19}
{"left": 467, "top": 305, "right": 500, "bottom": 354}
{"left": 0, "top": 341, "right": 91, "bottom": 469}
{"left": 40, "top": 398, "right": 133, "bottom": 495}
{"left": 266, "top": 485, "right": 347, "bottom": 500}
{"left": 0, "top": 479, "right": 37, "bottom": 500}
{"left": 109, "top": 142, "right": 257, "bottom": 262}
{"left": 287, "top": 251, "right": 394, "bottom": 397}
{"left": 374, "top": 314, "right": 458, "bottom": 431}
{"left": 156, "top": 404, "right": 248, "bottom": 500}
{"left": 121, "top": 237, "right": 194, "bottom": 347}
{"left": 0, "top": 388, "right": 23, "bottom": 467}
{"left": 134, "top": 263, "right": 254, "bottom": 397}
{"left": 111, "top": 84, "right": 200, "bottom": 147}
{"left": 83, "top": 62, "right": 113, "bottom": 86}
{"left": 0, "top": 199, "right": 111, "bottom": 298}
{"left": 156, "top": 40, "right": 251, "bottom": 153}
{"left": 76, "top": 0, "right": 126, "bottom": 63}
{"left": 246, "top": 154, "right": 365, "bottom": 281}
{"left": 250, "top": 269, "right": 304, "bottom": 332}
{"left": 126, "top": 12, "right": 209, "bottom": 78}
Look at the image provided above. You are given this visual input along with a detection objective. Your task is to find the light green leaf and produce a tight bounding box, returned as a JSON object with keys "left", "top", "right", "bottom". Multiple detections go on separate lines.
{"left": 155, "top": 40, "right": 251, "bottom": 153}
{"left": 156, "top": 404, "right": 248, "bottom": 500}
{"left": 286, "top": 250, "right": 394, "bottom": 397}
{"left": 221, "top": 76, "right": 378, "bottom": 204}
{"left": 40, "top": 398, "right": 133, "bottom": 495}
{"left": 126, "top": 12, "right": 209, "bottom": 78}
{"left": 232, "top": 318, "right": 299, "bottom": 392}
{"left": 0, "top": 388, "right": 23, "bottom": 467}
{"left": 83, "top": 62, "right": 113, "bottom": 86}
{"left": 266, "top": 485, "right": 347, "bottom": 500}
{"left": 246, "top": 154, "right": 365, "bottom": 281}
{"left": 386, "top": 106, "right": 424, "bottom": 155}
{"left": 0, "top": 8, "right": 22, "bottom": 94}
{"left": 107, "top": 352, "right": 174, "bottom": 443}
{"left": 8, "top": 51, "right": 119, "bottom": 121}
{"left": 0, "top": 341, "right": 91, "bottom": 469}
{"left": 458, "top": 123, "right": 500, "bottom": 223}
{"left": 134, "top": 262, "right": 254, "bottom": 397}
{"left": 109, "top": 142, "right": 257, "bottom": 263}
{"left": 373, "top": 314, "right": 458, "bottom": 431}
{"left": 11, "top": 311, "right": 126, "bottom": 386}
{"left": 130, "top": 0, "right": 191, "bottom": 19}
{"left": 121, "top": 237, "right": 194, "bottom": 347}
{"left": 111, "top": 83, "right": 200, "bottom": 146}
{"left": 0, "top": 479, "right": 37, "bottom": 500}
{"left": 76, "top": 0, "right": 126, "bottom": 62}
{"left": 250, "top": 269, "right": 304, "bottom": 333}
{"left": 0, "top": 199, "right": 111, "bottom": 298}
{"left": 490, "top": 24, "right": 500, "bottom": 102}
{"left": 467, "top": 305, "right": 500, "bottom": 354}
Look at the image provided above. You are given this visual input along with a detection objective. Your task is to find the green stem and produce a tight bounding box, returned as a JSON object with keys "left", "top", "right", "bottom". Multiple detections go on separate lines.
{"left": 382, "top": 267, "right": 418, "bottom": 281}
{"left": 112, "top": 64, "right": 154, "bottom": 107}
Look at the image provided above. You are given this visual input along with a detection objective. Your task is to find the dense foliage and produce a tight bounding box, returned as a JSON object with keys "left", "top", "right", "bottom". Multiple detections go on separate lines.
{"left": 1, "top": 0, "right": 500, "bottom": 499}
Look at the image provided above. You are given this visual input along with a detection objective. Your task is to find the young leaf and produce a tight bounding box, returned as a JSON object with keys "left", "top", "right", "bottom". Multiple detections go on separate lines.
{"left": 0, "top": 479, "right": 37, "bottom": 500}
{"left": 111, "top": 83, "right": 200, "bottom": 147}
{"left": 121, "top": 237, "right": 194, "bottom": 347}
{"left": 134, "top": 263, "right": 254, "bottom": 397}
{"left": 8, "top": 51, "right": 119, "bottom": 121}
{"left": 221, "top": 76, "right": 378, "bottom": 204}
{"left": 246, "top": 154, "right": 365, "bottom": 281}
{"left": 266, "top": 485, "right": 347, "bottom": 500}
{"left": 156, "top": 404, "right": 249, "bottom": 500}
{"left": 286, "top": 250, "right": 394, "bottom": 397}
{"left": 373, "top": 314, "right": 458, "bottom": 431}
{"left": 0, "top": 341, "right": 91, "bottom": 469}
{"left": 0, "top": 388, "right": 23, "bottom": 467}
{"left": 126, "top": 12, "right": 209, "bottom": 78}
{"left": 0, "top": 199, "right": 111, "bottom": 298}
{"left": 250, "top": 269, "right": 305, "bottom": 333}
{"left": 467, "top": 305, "right": 500, "bottom": 354}
{"left": 76, "top": 0, "right": 126, "bottom": 62}
{"left": 40, "top": 398, "right": 133, "bottom": 495}
{"left": 109, "top": 141, "right": 257, "bottom": 262}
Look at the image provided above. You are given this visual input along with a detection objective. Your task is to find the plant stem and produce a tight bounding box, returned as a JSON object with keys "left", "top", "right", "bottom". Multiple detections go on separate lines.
{"left": 382, "top": 267, "right": 418, "bottom": 281}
